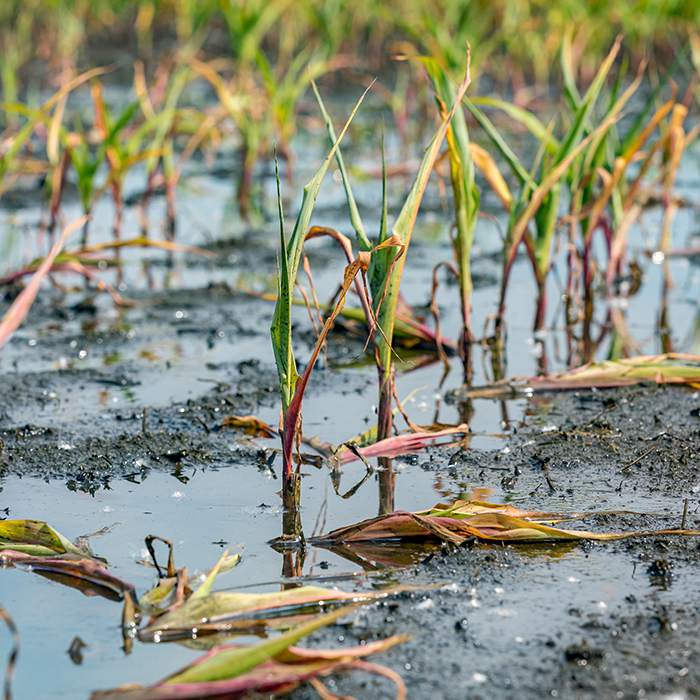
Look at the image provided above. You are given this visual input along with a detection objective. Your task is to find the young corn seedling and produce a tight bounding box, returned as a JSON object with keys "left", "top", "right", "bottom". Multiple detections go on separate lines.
{"left": 270, "top": 87, "right": 402, "bottom": 512}
{"left": 0, "top": 0, "right": 35, "bottom": 128}
{"left": 419, "top": 54, "right": 480, "bottom": 381}
{"left": 193, "top": 42, "right": 332, "bottom": 218}
{"left": 314, "top": 64, "right": 472, "bottom": 442}
{"left": 560, "top": 37, "right": 693, "bottom": 360}
{"left": 3, "top": 66, "right": 112, "bottom": 244}
{"left": 135, "top": 33, "right": 206, "bottom": 240}
{"left": 465, "top": 37, "right": 623, "bottom": 334}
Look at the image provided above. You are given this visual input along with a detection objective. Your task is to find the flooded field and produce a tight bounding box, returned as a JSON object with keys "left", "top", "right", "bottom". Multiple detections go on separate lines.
{"left": 2, "top": 67, "right": 700, "bottom": 700}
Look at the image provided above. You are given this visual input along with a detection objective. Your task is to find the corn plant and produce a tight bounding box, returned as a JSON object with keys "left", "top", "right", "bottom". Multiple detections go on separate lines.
{"left": 2, "top": 67, "right": 111, "bottom": 241}
{"left": 270, "top": 90, "right": 371, "bottom": 511}
{"left": 313, "top": 66, "right": 472, "bottom": 443}
{"left": 269, "top": 70, "right": 474, "bottom": 511}
{"left": 420, "top": 55, "right": 479, "bottom": 380}
{"left": 464, "top": 37, "right": 624, "bottom": 333}
{"left": 0, "top": 1, "right": 36, "bottom": 128}
{"left": 193, "top": 45, "right": 332, "bottom": 219}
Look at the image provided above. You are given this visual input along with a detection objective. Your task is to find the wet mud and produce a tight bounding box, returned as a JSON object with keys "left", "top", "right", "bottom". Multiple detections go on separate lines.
{"left": 297, "top": 387, "right": 700, "bottom": 700}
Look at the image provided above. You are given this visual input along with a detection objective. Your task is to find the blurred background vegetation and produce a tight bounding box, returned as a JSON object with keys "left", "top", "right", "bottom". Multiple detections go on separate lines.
{"left": 2, "top": 0, "right": 696, "bottom": 91}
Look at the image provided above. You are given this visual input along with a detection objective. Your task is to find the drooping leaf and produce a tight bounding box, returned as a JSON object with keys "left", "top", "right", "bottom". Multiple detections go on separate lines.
{"left": 91, "top": 609, "right": 406, "bottom": 700}
{"left": 138, "top": 584, "right": 414, "bottom": 642}
{"left": 339, "top": 424, "right": 469, "bottom": 464}
{"left": 0, "top": 217, "right": 87, "bottom": 350}
{"left": 460, "top": 353, "right": 700, "bottom": 399}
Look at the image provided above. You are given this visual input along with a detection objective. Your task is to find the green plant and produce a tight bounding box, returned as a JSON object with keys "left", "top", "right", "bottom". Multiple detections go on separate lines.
{"left": 269, "top": 90, "right": 370, "bottom": 511}
{"left": 420, "top": 54, "right": 480, "bottom": 379}
{"left": 465, "top": 37, "right": 624, "bottom": 333}
{"left": 313, "top": 65, "right": 472, "bottom": 447}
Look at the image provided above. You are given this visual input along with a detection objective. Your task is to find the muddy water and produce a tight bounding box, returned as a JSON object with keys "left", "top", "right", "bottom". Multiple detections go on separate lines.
{"left": 1, "top": 100, "right": 700, "bottom": 699}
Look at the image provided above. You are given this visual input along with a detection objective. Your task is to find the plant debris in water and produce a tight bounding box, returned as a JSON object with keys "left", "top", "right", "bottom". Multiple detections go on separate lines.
{"left": 2, "top": 2, "right": 700, "bottom": 699}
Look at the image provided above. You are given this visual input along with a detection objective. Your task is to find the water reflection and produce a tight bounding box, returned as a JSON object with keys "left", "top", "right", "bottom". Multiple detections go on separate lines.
{"left": 378, "top": 457, "right": 395, "bottom": 515}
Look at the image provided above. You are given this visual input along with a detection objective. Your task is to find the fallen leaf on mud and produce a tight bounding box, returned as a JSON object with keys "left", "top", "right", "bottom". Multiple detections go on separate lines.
{"left": 460, "top": 353, "right": 700, "bottom": 399}
{"left": 219, "top": 415, "right": 278, "bottom": 438}
{"left": 310, "top": 501, "right": 700, "bottom": 547}
{"left": 91, "top": 604, "right": 407, "bottom": 700}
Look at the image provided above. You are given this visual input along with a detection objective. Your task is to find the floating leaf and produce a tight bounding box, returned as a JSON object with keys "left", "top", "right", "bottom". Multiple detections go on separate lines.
{"left": 139, "top": 552, "right": 241, "bottom": 617}
{"left": 0, "top": 551, "right": 135, "bottom": 602}
{"left": 92, "top": 605, "right": 406, "bottom": 700}
{"left": 0, "top": 519, "right": 86, "bottom": 557}
{"left": 0, "top": 520, "right": 135, "bottom": 601}
{"left": 138, "top": 584, "right": 415, "bottom": 642}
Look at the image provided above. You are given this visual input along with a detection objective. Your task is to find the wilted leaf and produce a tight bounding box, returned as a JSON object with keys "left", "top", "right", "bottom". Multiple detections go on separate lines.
{"left": 0, "top": 519, "right": 87, "bottom": 557}
{"left": 0, "top": 520, "right": 136, "bottom": 601}
{"left": 139, "top": 552, "right": 241, "bottom": 616}
{"left": 339, "top": 424, "right": 469, "bottom": 464}
{"left": 459, "top": 353, "right": 700, "bottom": 399}
{"left": 138, "top": 584, "right": 415, "bottom": 642}
{"left": 311, "top": 501, "right": 700, "bottom": 547}
{"left": 219, "top": 414, "right": 277, "bottom": 438}
{"left": 0, "top": 217, "right": 87, "bottom": 350}
{"left": 92, "top": 605, "right": 406, "bottom": 700}
{"left": 0, "top": 550, "right": 135, "bottom": 602}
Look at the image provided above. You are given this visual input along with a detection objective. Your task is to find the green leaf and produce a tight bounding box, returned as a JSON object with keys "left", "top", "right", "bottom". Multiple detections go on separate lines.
{"left": 0, "top": 520, "right": 87, "bottom": 557}
{"left": 311, "top": 81, "right": 371, "bottom": 251}
{"left": 189, "top": 549, "right": 240, "bottom": 601}
{"left": 271, "top": 85, "right": 371, "bottom": 410}
{"left": 555, "top": 36, "right": 620, "bottom": 163}
{"left": 163, "top": 603, "right": 359, "bottom": 684}
{"left": 472, "top": 97, "right": 560, "bottom": 154}
{"left": 463, "top": 97, "right": 533, "bottom": 186}
{"left": 375, "top": 64, "right": 473, "bottom": 374}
